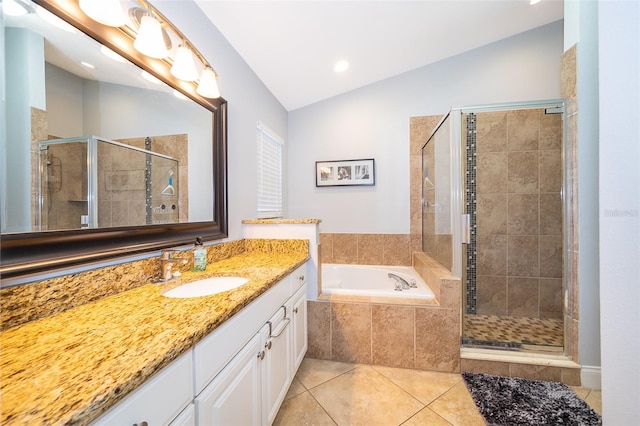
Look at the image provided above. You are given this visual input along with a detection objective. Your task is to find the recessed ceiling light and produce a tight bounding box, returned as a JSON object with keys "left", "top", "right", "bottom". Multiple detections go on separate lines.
{"left": 530, "top": 0, "right": 542, "bottom": 5}
{"left": 81, "top": 61, "right": 95, "bottom": 69}
{"left": 334, "top": 60, "right": 349, "bottom": 73}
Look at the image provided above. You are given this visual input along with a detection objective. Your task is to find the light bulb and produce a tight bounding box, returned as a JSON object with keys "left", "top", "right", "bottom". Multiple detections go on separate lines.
{"left": 171, "top": 45, "right": 199, "bottom": 81}
{"left": 134, "top": 15, "right": 168, "bottom": 59}
{"left": 197, "top": 68, "right": 220, "bottom": 98}
{"left": 79, "top": 0, "right": 128, "bottom": 27}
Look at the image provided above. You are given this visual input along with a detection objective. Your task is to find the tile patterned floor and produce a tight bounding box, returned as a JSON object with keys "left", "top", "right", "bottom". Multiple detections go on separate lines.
{"left": 275, "top": 358, "right": 602, "bottom": 426}
{"left": 463, "top": 314, "right": 564, "bottom": 349}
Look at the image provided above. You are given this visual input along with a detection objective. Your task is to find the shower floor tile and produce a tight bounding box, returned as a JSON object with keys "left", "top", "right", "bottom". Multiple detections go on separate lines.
{"left": 463, "top": 314, "right": 563, "bottom": 349}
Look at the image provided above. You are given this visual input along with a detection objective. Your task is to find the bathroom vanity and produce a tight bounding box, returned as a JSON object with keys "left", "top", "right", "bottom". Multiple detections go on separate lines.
{"left": 0, "top": 245, "right": 308, "bottom": 425}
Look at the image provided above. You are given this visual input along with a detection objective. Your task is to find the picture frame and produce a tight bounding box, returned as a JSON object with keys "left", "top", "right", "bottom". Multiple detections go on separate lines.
{"left": 315, "top": 158, "right": 375, "bottom": 187}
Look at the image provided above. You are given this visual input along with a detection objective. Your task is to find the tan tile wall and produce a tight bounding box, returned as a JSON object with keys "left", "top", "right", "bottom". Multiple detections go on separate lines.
{"left": 319, "top": 233, "right": 412, "bottom": 266}
{"left": 473, "top": 108, "right": 563, "bottom": 319}
{"left": 307, "top": 299, "right": 461, "bottom": 373}
{"left": 410, "top": 115, "right": 453, "bottom": 271}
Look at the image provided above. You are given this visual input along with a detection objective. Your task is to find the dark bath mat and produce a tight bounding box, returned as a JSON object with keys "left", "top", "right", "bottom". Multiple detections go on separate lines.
{"left": 462, "top": 372, "right": 602, "bottom": 426}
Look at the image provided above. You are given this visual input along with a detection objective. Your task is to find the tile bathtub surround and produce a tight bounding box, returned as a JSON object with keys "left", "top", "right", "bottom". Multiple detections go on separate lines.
{"left": 320, "top": 233, "right": 412, "bottom": 266}
{"left": 0, "top": 238, "right": 308, "bottom": 331}
{"left": 307, "top": 299, "right": 461, "bottom": 373}
{"left": 0, "top": 246, "right": 309, "bottom": 425}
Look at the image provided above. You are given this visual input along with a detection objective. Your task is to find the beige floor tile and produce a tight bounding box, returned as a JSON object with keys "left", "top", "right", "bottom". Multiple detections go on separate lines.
{"left": 285, "top": 376, "right": 307, "bottom": 400}
{"left": 296, "top": 358, "right": 358, "bottom": 389}
{"left": 585, "top": 389, "right": 602, "bottom": 415}
{"left": 372, "top": 365, "right": 462, "bottom": 405}
{"left": 402, "top": 407, "right": 453, "bottom": 426}
{"left": 569, "top": 385, "right": 590, "bottom": 399}
{"left": 309, "top": 365, "right": 424, "bottom": 426}
{"left": 428, "top": 381, "right": 485, "bottom": 426}
{"left": 273, "top": 391, "right": 337, "bottom": 426}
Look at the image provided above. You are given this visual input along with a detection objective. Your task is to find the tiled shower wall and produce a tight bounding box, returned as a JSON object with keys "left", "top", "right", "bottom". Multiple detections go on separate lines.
{"left": 472, "top": 108, "right": 563, "bottom": 319}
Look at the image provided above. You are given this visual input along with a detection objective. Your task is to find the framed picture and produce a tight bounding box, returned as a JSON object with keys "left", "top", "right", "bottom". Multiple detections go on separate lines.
{"left": 315, "top": 158, "right": 375, "bottom": 187}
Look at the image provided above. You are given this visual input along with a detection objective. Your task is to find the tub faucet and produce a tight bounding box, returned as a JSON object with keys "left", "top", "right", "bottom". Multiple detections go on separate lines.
{"left": 388, "top": 273, "right": 410, "bottom": 290}
{"left": 160, "top": 250, "right": 189, "bottom": 282}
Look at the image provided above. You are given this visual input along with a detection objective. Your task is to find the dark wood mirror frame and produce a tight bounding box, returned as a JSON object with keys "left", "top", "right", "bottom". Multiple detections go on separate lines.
{"left": 0, "top": 0, "right": 228, "bottom": 280}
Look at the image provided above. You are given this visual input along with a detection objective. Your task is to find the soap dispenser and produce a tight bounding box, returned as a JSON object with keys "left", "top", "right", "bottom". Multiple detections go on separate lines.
{"left": 193, "top": 237, "right": 207, "bottom": 272}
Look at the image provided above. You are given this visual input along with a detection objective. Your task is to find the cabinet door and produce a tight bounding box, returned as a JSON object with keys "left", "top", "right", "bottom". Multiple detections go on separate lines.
{"left": 291, "top": 284, "right": 308, "bottom": 371}
{"left": 195, "top": 334, "right": 262, "bottom": 426}
{"left": 169, "top": 404, "right": 195, "bottom": 426}
{"left": 262, "top": 307, "right": 292, "bottom": 425}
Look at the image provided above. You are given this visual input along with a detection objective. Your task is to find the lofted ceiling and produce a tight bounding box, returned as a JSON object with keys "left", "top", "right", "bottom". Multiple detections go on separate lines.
{"left": 195, "top": 0, "right": 564, "bottom": 111}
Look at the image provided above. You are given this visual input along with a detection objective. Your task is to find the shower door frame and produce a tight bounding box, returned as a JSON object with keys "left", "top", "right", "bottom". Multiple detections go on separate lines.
{"left": 452, "top": 99, "right": 568, "bottom": 353}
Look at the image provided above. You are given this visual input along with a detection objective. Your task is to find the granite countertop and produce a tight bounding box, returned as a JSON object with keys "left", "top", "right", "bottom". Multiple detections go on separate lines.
{"left": 241, "top": 218, "right": 321, "bottom": 224}
{"left": 0, "top": 250, "right": 308, "bottom": 425}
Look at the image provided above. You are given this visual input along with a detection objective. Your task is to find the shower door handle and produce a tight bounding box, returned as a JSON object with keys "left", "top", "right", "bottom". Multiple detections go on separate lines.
{"left": 461, "top": 214, "right": 471, "bottom": 244}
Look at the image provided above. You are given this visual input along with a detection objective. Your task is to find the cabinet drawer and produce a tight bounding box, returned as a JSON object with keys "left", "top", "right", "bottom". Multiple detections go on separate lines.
{"left": 290, "top": 264, "right": 307, "bottom": 293}
{"left": 92, "top": 351, "right": 193, "bottom": 426}
{"left": 193, "top": 276, "right": 290, "bottom": 394}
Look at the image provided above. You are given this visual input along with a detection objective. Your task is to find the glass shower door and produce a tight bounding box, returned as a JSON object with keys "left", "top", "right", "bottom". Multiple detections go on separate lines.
{"left": 460, "top": 104, "right": 565, "bottom": 353}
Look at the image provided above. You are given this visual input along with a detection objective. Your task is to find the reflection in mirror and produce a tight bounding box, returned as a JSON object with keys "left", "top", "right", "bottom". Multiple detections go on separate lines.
{"left": 1, "top": 0, "right": 228, "bottom": 279}
{"left": 3, "top": 2, "right": 212, "bottom": 233}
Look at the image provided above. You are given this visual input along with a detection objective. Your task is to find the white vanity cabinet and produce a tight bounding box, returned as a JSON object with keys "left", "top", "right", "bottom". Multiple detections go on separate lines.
{"left": 92, "top": 263, "right": 308, "bottom": 426}
{"left": 91, "top": 351, "right": 193, "bottom": 426}
{"left": 195, "top": 265, "right": 307, "bottom": 426}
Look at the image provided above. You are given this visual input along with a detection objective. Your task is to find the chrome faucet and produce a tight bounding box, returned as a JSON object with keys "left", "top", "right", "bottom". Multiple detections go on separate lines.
{"left": 389, "top": 273, "right": 410, "bottom": 290}
{"left": 388, "top": 273, "right": 417, "bottom": 291}
{"left": 160, "top": 250, "right": 189, "bottom": 282}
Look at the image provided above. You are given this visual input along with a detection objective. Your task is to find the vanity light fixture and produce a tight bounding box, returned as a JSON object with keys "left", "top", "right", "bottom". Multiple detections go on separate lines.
{"left": 133, "top": 12, "right": 168, "bottom": 59}
{"left": 72, "top": 0, "right": 222, "bottom": 98}
{"left": 79, "top": 0, "right": 128, "bottom": 27}
{"left": 171, "top": 44, "right": 199, "bottom": 82}
{"left": 196, "top": 67, "right": 221, "bottom": 99}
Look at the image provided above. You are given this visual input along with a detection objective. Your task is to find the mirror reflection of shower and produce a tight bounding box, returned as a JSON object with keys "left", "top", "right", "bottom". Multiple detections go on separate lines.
{"left": 38, "top": 136, "right": 179, "bottom": 230}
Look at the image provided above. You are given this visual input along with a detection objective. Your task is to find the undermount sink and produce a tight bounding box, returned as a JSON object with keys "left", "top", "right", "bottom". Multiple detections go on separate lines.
{"left": 163, "top": 277, "right": 249, "bottom": 298}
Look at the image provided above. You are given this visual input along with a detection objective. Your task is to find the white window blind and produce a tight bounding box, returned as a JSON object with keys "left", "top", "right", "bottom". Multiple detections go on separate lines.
{"left": 257, "top": 121, "right": 283, "bottom": 218}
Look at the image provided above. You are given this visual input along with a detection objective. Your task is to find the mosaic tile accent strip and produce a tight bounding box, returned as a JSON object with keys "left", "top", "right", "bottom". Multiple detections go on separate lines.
{"left": 145, "top": 136, "right": 152, "bottom": 225}
{"left": 463, "top": 314, "right": 563, "bottom": 348}
{"left": 465, "top": 113, "right": 478, "bottom": 314}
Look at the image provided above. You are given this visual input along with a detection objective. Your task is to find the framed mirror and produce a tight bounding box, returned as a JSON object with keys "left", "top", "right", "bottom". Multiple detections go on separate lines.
{"left": 0, "top": 0, "right": 228, "bottom": 280}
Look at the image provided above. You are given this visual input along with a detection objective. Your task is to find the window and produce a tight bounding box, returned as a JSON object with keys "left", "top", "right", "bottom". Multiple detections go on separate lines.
{"left": 257, "top": 121, "right": 283, "bottom": 218}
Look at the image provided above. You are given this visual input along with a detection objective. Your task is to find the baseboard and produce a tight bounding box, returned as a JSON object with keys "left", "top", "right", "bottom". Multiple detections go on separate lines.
{"left": 581, "top": 365, "right": 602, "bottom": 389}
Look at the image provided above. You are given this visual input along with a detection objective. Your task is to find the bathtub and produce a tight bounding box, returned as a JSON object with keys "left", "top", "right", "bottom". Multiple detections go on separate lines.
{"left": 321, "top": 264, "right": 436, "bottom": 301}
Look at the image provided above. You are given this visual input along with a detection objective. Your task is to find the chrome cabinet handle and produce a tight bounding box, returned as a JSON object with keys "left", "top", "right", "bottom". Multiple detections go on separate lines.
{"left": 257, "top": 350, "right": 265, "bottom": 360}
{"left": 265, "top": 340, "right": 272, "bottom": 350}
{"left": 293, "top": 307, "right": 299, "bottom": 314}
{"left": 133, "top": 422, "right": 148, "bottom": 426}
{"left": 298, "top": 275, "right": 305, "bottom": 281}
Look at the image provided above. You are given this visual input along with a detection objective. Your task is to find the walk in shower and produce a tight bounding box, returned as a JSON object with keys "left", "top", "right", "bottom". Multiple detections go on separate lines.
{"left": 39, "top": 136, "right": 179, "bottom": 230}
{"left": 422, "top": 100, "right": 566, "bottom": 353}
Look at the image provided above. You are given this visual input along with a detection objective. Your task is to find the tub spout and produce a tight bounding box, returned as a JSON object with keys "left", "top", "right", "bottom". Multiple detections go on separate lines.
{"left": 388, "top": 273, "right": 410, "bottom": 290}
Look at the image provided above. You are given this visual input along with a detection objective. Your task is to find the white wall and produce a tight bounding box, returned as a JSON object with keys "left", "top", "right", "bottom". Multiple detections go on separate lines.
{"left": 157, "top": 1, "right": 289, "bottom": 241}
{"left": 288, "top": 21, "right": 563, "bottom": 234}
{"left": 598, "top": 1, "right": 640, "bottom": 423}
